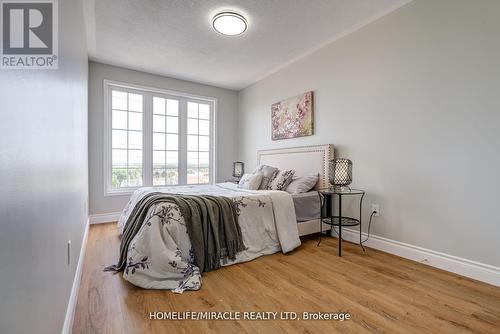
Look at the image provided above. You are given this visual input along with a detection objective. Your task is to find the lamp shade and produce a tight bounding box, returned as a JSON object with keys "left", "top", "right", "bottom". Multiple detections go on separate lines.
{"left": 329, "top": 158, "right": 352, "bottom": 187}
{"left": 232, "top": 161, "right": 244, "bottom": 178}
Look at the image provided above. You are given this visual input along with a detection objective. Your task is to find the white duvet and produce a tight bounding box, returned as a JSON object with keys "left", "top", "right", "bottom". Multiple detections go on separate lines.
{"left": 117, "top": 183, "right": 301, "bottom": 293}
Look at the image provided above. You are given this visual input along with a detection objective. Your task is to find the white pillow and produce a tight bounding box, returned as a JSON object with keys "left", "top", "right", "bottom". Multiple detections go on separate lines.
{"left": 286, "top": 173, "right": 319, "bottom": 194}
{"left": 237, "top": 173, "right": 263, "bottom": 190}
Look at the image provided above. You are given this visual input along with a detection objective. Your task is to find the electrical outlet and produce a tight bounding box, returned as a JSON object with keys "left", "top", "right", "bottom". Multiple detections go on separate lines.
{"left": 371, "top": 204, "right": 380, "bottom": 217}
{"left": 67, "top": 240, "right": 71, "bottom": 265}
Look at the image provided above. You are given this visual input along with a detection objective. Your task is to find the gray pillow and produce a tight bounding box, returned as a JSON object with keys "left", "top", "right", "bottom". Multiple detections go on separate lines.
{"left": 286, "top": 173, "right": 319, "bottom": 194}
{"left": 268, "top": 169, "right": 295, "bottom": 191}
{"left": 253, "top": 164, "right": 279, "bottom": 190}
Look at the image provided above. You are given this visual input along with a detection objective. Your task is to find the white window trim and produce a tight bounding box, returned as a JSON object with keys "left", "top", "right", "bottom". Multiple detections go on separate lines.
{"left": 103, "top": 79, "right": 218, "bottom": 197}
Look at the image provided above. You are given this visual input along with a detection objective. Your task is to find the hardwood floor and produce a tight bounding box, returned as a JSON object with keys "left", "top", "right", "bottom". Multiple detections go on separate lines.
{"left": 73, "top": 223, "right": 500, "bottom": 334}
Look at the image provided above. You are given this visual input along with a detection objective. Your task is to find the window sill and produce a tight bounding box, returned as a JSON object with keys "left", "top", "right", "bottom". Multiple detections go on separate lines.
{"left": 104, "top": 182, "right": 215, "bottom": 197}
{"left": 104, "top": 187, "right": 139, "bottom": 197}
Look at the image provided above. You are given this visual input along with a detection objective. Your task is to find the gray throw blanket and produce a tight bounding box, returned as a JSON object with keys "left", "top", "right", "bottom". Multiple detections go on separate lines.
{"left": 105, "top": 192, "right": 246, "bottom": 273}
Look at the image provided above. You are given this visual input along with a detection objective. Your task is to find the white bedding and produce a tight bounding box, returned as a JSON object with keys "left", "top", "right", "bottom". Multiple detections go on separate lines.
{"left": 117, "top": 182, "right": 301, "bottom": 293}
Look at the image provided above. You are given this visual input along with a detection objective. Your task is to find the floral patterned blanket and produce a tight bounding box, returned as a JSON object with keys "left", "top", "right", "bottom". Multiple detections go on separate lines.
{"left": 117, "top": 183, "right": 301, "bottom": 293}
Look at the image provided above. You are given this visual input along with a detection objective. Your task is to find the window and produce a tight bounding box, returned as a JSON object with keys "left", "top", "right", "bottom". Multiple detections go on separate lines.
{"left": 152, "top": 96, "right": 179, "bottom": 186}
{"left": 110, "top": 89, "right": 143, "bottom": 189}
{"left": 187, "top": 102, "right": 211, "bottom": 184}
{"left": 104, "top": 81, "right": 216, "bottom": 195}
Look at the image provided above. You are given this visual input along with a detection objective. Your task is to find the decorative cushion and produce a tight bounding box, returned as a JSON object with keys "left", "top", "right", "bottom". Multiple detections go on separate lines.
{"left": 286, "top": 173, "right": 319, "bottom": 194}
{"left": 252, "top": 164, "right": 279, "bottom": 190}
{"left": 237, "top": 173, "right": 263, "bottom": 190}
{"left": 268, "top": 169, "right": 295, "bottom": 191}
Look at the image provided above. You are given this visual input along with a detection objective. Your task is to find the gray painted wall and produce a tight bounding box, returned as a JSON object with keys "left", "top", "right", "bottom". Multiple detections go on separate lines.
{"left": 89, "top": 62, "right": 239, "bottom": 215}
{"left": 238, "top": 0, "right": 500, "bottom": 267}
{"left": 0, "top": 0, "right": 88, "bottom": 333}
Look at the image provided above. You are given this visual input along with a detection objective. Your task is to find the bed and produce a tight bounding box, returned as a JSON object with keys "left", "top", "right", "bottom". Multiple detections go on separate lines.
{"left": 257, "top": 144, "right": 333, "bottom": 236}
{"left": 115, "top": 144, "right": 333, "bottom": 293}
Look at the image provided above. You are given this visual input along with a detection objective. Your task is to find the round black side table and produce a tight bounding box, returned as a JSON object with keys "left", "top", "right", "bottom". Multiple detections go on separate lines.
{"left": 317, "top": 188, "right": 365, "bottom": 256}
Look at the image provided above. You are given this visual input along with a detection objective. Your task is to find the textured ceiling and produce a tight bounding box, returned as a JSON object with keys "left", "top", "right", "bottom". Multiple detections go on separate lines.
{"left": 85, "top": 0, "right": 410, "bottom": 90}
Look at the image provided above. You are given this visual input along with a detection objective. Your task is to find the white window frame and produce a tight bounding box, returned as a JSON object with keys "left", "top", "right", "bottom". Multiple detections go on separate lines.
{"left": 103, "top": 79, "right": 217, "bottom": 196}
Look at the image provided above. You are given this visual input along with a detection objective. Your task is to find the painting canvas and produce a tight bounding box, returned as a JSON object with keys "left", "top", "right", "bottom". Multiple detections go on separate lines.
{"left": 271, "top": 91, "right": 313, "bottom": 140}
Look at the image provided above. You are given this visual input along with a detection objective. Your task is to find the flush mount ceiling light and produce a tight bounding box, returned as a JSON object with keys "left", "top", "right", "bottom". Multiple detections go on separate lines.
{"left": 212, "top": 12, "right": 248, "bottom": 36}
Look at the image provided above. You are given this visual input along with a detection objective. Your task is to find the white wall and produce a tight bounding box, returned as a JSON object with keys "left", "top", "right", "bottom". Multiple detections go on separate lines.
{"left": 88, "top": 62, "right": 239, "bottom": 215}
{"left": 0, "top": 0, "right": 88, "bottom": 333}
{"left": 238, "top": 0, "right": 500, "bottom": 267}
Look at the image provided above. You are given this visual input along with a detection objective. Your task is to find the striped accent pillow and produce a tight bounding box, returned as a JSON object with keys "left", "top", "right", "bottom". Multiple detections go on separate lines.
{"left": 268, "top": 169, "right": 295, "bottom": 191}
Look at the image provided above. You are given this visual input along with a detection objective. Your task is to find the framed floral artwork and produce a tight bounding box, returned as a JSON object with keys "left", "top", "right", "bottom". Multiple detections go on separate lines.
{"left": 271, "top": 91, "right": 313, "bottom": 140}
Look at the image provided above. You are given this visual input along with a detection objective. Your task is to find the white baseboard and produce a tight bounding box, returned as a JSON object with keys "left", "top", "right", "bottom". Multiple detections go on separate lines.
{"left": 89, "top": 211, "right": 121, "bottom": 224}
{"left": 61, "top": 219, "right": 89, "bottom": 334}
{"left": 340, "top": 228, "right": 500, "bottom": 287}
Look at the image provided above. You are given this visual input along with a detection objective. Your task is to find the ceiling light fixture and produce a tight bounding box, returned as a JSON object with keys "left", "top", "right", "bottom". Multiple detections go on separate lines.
{"left": 212, "top": 12, "right": 247, "bottom": 36}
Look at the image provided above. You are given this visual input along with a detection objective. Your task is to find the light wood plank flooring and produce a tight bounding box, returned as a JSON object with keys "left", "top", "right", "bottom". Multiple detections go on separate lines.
{"left": 73, "top": 223, "right": 500, "bottom": 334}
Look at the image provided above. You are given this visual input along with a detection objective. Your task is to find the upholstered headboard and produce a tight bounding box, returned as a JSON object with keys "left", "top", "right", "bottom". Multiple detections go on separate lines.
{"left": 257, "top": 144, "right": 333, "bottom": 189}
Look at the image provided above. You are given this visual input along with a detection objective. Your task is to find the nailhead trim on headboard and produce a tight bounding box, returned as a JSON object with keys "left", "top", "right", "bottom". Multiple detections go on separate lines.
{"left": 257, "top": 144, "right": 334, "bottom": 189}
